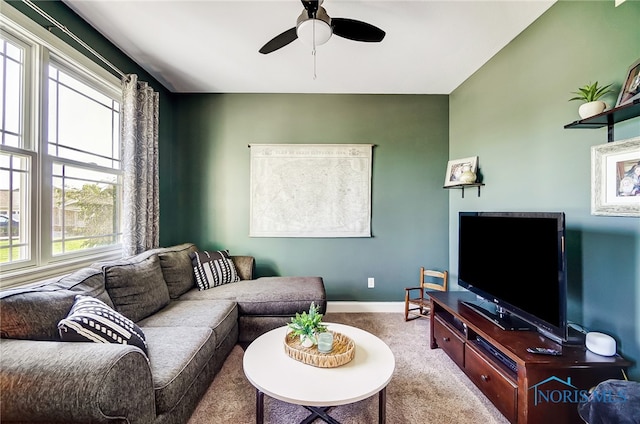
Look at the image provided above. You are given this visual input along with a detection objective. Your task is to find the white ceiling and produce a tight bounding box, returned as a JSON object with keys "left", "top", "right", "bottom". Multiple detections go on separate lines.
{"left": 62, "top": 0, "right": 556, "bottom": 94}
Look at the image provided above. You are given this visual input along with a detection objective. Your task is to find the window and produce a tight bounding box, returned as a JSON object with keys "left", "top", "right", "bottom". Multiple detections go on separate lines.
{"left": 48, "top": 64, "right": 122, "bottom": 256}
{"left": 0, "top": 4, "right": 123, "bottom": 286}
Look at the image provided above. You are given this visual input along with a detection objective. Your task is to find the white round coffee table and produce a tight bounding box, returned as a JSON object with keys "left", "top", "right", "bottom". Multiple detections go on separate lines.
{"left": 243, "top": 323, "right": 395, "bottom": 424}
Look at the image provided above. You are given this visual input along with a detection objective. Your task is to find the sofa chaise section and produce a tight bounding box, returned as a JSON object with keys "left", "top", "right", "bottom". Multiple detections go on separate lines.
{"left": 179, "top": 275, "right": 326, "bottom": 343}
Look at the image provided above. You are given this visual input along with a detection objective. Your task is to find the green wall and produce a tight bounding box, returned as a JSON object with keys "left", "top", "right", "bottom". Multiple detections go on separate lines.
{"left": 450, "top": 0, "right": 640, "bottom": 378}
{"left": 168, "top": 94, "right": 450, "bottom": 301}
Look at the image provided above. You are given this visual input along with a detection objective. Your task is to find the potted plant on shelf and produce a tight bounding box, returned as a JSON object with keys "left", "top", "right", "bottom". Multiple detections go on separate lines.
{"left": 569, "top": 81, "right": 615, "bottom": 119}
{"left": 287, "top": 302, "right": 328, "bottom": 347}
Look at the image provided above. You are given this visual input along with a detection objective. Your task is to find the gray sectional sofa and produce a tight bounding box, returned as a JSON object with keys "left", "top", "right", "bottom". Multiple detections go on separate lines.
{"left": 0, "top": 242, "right": 326, "bottom": 424}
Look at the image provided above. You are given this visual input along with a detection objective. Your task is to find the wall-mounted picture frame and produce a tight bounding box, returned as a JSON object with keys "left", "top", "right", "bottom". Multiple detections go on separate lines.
{"left": 615, "top": 58, "right": 640, "bottom": 107}
{"left": 444, "top": 156, "right": 478, "bottom": 187}
{"left": 591, "top": 136, "right": 640, "bottom": 217}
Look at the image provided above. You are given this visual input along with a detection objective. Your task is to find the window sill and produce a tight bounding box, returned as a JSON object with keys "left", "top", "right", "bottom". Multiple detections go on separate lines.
{"left": 0, "top": 249, "right": 123, "bottom": 289}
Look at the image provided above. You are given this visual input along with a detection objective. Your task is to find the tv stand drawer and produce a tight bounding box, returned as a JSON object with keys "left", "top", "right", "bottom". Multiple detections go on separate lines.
{"left": 465, "top": 343, "right": 517, "bottom": 423}
{"left": 433, "top": 314, "right": 465, "bottom": 367}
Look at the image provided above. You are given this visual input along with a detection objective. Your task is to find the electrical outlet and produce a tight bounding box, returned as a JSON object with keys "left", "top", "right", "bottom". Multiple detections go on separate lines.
{"left": 368, "top": 277, "right": 375, "bottom": 288}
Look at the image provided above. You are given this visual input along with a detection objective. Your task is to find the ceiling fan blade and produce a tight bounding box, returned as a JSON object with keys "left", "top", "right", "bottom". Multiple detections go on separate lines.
{"left": 332, "top": 18, "right": 385, "bottom": 42}
{"left": 259, "top": 27, "right": 298, "bottom": 54}
{"left": 300, "top": 0, "right": 320, "bottom": 16}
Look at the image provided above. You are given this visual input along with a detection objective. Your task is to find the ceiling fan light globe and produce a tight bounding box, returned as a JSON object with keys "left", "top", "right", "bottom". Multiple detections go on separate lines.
{"left": 297, "top": 19, "right": 332, "bottom": 46}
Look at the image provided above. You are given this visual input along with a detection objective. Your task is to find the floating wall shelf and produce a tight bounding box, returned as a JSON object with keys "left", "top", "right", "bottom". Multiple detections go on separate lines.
{"left": 564, "top": 99, "right": 640, "bottom": 143}
{"left": 444, "top": 183, "right": 484, "bottom": 198}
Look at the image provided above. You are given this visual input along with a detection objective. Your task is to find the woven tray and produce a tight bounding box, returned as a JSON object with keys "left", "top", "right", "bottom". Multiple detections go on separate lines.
{"left": 284, "top": 331, "right": 355, "bottom": 368}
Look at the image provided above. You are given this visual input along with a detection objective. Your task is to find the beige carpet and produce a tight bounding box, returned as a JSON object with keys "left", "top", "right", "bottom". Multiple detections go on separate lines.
{"left": 188, "top": 312, "right": 511, "bottom": 424}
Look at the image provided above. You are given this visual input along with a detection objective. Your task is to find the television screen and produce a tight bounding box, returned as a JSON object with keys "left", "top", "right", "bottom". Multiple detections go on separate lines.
{"left": 458, "top": 212, "right": 567, "bottom": 343}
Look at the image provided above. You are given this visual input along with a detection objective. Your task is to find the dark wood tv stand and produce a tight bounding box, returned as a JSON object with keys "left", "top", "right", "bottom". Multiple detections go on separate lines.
{"left": 429, "top": 291, "right": 631, "bottom": 424}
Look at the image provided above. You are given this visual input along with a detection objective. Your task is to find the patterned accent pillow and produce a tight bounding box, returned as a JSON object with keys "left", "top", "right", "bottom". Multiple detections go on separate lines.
{"left": 58, "top": 295, "right": 148, "bottom": 355}
{"left": 190, "top": 250, "right": 240, "bottom": 290}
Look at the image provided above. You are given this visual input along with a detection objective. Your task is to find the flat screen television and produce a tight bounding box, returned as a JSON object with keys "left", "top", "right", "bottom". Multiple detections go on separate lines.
{"left": 458, "top": 212, "right": 568, "bottom": 344}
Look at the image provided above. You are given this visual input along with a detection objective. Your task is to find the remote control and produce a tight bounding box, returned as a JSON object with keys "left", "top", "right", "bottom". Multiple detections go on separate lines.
{"left": 527, "top": 347, "right": 562, "bottom": 356}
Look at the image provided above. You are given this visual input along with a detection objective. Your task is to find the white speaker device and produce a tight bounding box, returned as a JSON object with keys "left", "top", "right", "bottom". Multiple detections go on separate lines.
{"left": 585, "top": 332, "right": 617, "bottom": 356}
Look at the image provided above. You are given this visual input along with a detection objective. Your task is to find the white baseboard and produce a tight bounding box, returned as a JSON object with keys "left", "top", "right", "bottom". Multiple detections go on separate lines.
{"left": 326, "top": 301, "right": 405, "bottom": 313}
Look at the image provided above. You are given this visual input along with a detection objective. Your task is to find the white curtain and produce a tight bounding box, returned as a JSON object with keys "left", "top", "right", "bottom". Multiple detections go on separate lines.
{"left": 121, "top": 74, "right": 160, "bottom": 256}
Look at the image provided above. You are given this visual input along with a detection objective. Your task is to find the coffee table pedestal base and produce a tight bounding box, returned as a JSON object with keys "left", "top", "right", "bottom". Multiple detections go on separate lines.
{"left": 255, "top": 388, "right": 386, "bottom": 424}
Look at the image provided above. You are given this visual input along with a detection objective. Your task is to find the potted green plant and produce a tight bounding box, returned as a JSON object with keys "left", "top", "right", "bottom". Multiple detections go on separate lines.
{"left": 287, "top": 302, "right": 327, "bottom": 347}
{"left": 569, "top": 81, "right": 615, "bottom": 119}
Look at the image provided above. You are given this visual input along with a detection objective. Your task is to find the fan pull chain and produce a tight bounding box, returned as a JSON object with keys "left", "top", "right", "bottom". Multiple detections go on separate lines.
{"left": 313, "top": 48, "right": 317, "bottom": 80}
{"left": 312, "top": 18, "right": 317, "bottom": 79}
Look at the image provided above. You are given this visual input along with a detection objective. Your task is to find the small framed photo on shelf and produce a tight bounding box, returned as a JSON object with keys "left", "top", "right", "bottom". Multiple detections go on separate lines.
{"left": 444, "top": 156, "right": 478, "bottom": 187}
{"left": 615, "top": 58, "right": 640, "bottom": 107}
{"left": 591, "top": 136, "right": 640, "bottom": 217}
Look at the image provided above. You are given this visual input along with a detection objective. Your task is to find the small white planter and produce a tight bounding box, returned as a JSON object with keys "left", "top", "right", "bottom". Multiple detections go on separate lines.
{"left": 578, "top": 101, "right": 607, "bottom": 119}
{"left": 300, "top": 334, "right": 314, "bottom": 348}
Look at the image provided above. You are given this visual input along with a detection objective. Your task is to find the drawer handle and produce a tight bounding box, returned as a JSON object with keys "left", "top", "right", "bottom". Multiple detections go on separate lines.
{"left": 481, "top": 374, "right": 490, "bottom": 382}
{"left": 442, "top": 337, "right": 450, "bottom": 342}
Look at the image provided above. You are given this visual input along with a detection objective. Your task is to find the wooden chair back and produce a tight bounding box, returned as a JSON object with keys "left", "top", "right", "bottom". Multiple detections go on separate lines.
{"left": 421, "top": 268, "right": 448, "bottom": 292}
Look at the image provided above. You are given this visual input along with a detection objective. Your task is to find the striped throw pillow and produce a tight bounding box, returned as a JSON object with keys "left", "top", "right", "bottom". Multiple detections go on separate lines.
{"left": 190, "top": 250, "right": 240, "bottom": 290}
{"left": 58, "top": 295, "right": 148, "bottom": 354}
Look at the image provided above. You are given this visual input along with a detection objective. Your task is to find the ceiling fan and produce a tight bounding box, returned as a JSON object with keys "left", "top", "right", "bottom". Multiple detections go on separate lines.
{"left": 259, "top": 0, "right": 385, "bottom": 54}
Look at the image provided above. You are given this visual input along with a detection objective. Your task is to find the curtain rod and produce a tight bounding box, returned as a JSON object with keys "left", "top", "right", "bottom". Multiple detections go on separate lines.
{"left": 21, "top": 0, "right": 126, "bottom": 79}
